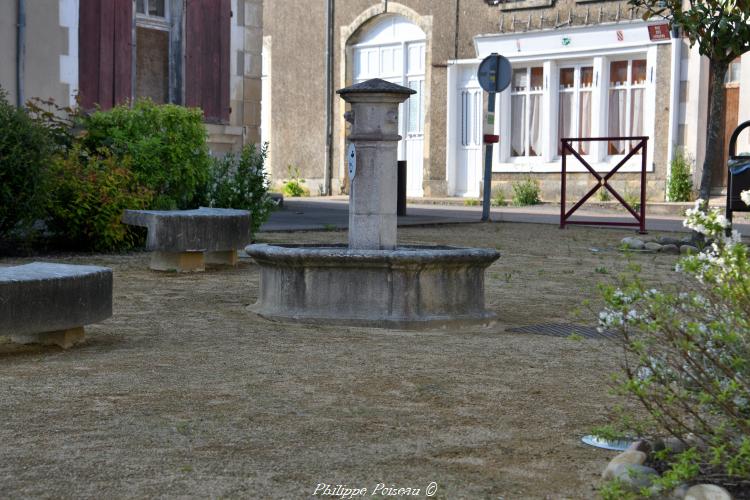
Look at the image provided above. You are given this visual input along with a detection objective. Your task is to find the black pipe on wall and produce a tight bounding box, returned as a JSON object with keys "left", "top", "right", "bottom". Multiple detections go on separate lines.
{"left": 16, "top": 0, "right": 26, "bottom": 108}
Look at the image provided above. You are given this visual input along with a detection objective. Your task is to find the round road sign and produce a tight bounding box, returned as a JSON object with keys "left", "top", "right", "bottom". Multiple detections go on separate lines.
{"left": 477, "top": 53, "right": 512, "bottom": 93}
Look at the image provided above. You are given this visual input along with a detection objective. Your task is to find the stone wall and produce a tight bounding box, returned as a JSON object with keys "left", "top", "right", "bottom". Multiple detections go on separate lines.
{"left": 207, "top": 0, "right": 264, "bottom": 155}
{"left": 0, "top": 0, "right": 69, "bottom": 107}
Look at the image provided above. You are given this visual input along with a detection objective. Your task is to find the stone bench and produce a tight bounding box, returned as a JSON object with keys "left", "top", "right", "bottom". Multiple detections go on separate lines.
{"left": 122, "top": 207, "right": 252, "bottom": 272}
{"left": 0, "top": 262, "right": 113, "bottom": 348}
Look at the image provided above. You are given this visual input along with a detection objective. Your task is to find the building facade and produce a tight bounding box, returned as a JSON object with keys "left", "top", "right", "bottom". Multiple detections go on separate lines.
{"left": 0, "top": 0, "right": 263, "bottom": 155}
{"left": 264, "top": 0, "right": 749, "bottom": 200}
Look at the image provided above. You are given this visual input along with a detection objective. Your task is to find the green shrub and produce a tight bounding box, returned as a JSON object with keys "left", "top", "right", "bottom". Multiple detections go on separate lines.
{"left": 622, "top": 189, "right": 642, "bottom": 212}
{"left": 81, "top": 99, "right": 210, "bottom": 209}
{"left": 44, "top": 144, "right": 153, "bottom": 251}
{"left": 511, "top": 176, "right": 541, "bottom": 206}
{"left": 282, "top": 165, "right": 309, "bottom": 197}
{"left": 492, "top": 187, "right": 507, "bottom": 207}
{"left": 596, "top": 187, "right": 612, "bottom": 202}
{"left": 0, "top": 88, "right": 54, "bottom": 238}
{"left": 207, "top": 143, "right": 275, "bottom": 234}
{"left": 25, "top": 96, "right": 80, "bottom": 150}
{"left": 598, "top": 197, "right": 750, "bottom": 492}
{"left": 667, "top": 148, "right": 694, "bottom": 202}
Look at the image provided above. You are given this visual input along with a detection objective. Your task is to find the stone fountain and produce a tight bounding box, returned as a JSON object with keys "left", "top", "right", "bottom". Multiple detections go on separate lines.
{"left": 246, "top": 79, "right": 499, "bottom": 328}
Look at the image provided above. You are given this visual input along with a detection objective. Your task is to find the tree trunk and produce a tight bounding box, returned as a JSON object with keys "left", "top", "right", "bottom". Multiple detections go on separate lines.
{"left": 698, "top": 59, "right": 729, "bottom": 201}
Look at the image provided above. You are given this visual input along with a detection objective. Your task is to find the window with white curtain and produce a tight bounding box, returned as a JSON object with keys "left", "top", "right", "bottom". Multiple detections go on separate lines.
{"left": 407, "top": 79, "right": 424, "bottom": 134}
{"left": 510, "top": 67, "right": 543, "bottom": 157}
{"left": 608, "top": 59, "right": 647, "bottom": 155}
{"left": 557, "top": 64, "right": 593, "bottom": 156}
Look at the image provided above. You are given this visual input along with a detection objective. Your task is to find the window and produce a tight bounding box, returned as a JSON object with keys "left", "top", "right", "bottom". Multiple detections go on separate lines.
{"left": 725, "top": 58, "right": 741, "bottom": 84}
{"left": 136, "top": 0, "right": 166, "bottom": 18}
{"left": 135, "top": 0, "right": 171, "bottom": 104}
{"left": 510, "top": 67, "right": 543, "bottom": 157}
{"left": 557, "top": 65, "right": 593, "bottom": 155}
{"left": 608, "top": 59, "right": 646, "bottom": 155}
{"left": 407, "top": 80, "right": 424, "bottom": 134}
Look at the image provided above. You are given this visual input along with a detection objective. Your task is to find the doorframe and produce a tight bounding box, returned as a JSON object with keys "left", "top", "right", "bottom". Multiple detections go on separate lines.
{"left": 340, "top": 3, "right": 433, "bottom": 196}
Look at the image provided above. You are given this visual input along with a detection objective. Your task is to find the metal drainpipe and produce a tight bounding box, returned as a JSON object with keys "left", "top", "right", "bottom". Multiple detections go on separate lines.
{"left": 324, "top": 0, "right": 334, "bottom": 195}
{"left": 666, "top": 26, "right": 682, "bottom": 197}
{"left": 454, "top": 0, "right": 460, "bottom": 59}
{"left": 16, "top": 0, "right": 26, "bottom": 108}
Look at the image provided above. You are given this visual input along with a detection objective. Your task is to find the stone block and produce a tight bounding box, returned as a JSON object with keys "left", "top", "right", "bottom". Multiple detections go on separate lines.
{"left": 612, "top": 463, "right": 659, "bottom": 491}
{"left": 122, "top": 207, "right": 252, "bottom": 253}
{"left": 246, "top": 244, "right": 500, "bottom": 328}
{"left": 243, "top": 77, "right": 262, "bottom": 102}
{"left": 244, "top": 2, "right": 263, "bottom": 28}
{"left": 244, "top": 52, "right": 262, "bottom": 78}
{"left": 349, "top": 214, "right": 397, "bottom": 250}
{"left": 205, "top": 250, "right": 239, "bottom": 267}
{"left": 602, "top": 450, "right": 648, "bottom": 480}
{"left": 244, "top": 30, "right": 263, "bottom": 58}
{"left": 243, "top": 101, "right": 261, "bottom": 127}
{"left": 349, "top": 146, "right": 398, "bottom": 216}
{"left": 684, "top": 484, "right": 732, "bottom": 500}
{"left": 0, "top": 263, "right": 112, "bottom": 346}
{"left": 150, "top": 251, "right": 205, "bottom": 273}
{"left": 11, "top": 327, "right": 85, "bottom": 349}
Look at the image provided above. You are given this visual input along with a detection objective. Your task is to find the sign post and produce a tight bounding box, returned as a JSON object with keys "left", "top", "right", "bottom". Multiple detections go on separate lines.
{"left": 477, "top": 53, "right": 511, "bottom": 221}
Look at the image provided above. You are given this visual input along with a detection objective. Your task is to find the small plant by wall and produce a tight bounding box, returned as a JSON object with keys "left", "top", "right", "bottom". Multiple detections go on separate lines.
{"left": 667, "top": 148, "right": 695, "bottom": 202}
{"left": 511, "top": 176, "right": 541, "bottom": 206}
{"left": 596, "top": 188, "right": 612, "bottom": 202}
{"left": 492, "top": 187, "right": 507, "bottom": 207}
{"left": 282, "top": 165, "right": 309, "bottom": 197}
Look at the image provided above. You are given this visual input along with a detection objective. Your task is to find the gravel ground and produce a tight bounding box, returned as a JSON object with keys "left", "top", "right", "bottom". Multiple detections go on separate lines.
{"left": 0, "top": 222, "right": 688, "bottom": 499}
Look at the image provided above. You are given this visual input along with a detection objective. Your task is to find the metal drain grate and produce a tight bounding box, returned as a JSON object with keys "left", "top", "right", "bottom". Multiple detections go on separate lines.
{"left": 506, "top": 323, "right": 619, "bottom": 341}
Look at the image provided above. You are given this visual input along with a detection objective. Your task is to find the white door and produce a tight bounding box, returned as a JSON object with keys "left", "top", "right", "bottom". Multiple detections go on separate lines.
{"left": 455, "top": 68, "right": 483, "bottom": 197}
{"left": 352, "top": 16, "right": 426, "bottom": 197}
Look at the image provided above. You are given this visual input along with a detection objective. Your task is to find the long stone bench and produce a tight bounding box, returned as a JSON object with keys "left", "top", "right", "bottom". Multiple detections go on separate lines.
{"left": 0, "top": 262, "right": 113, "bottom": 348}
{"left": 122, "top": 207, "right": 252, "bottom": 272}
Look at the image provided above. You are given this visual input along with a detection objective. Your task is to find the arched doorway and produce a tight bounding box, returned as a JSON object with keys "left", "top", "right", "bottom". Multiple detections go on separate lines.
{"left": 350, "top": 15, "right": 426, "bottom": 197}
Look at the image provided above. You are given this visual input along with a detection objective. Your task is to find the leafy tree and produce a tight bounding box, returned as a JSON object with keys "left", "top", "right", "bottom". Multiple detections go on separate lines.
{"left": 628, "top": 0, "right": 750, "bottom": 200}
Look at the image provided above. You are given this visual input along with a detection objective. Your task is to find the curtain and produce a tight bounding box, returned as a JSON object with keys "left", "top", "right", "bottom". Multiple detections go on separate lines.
{"left": 578, "top": 91, "right": 592, "bottom": 155}
{"left": 529, "top": 94, "right": 542, "bottom": 156}
{"left": 558, "top": 92, "right": 574, "bottom": 156}
{"left": 511, "top": 95, "right": 526, "bottom": 156}
{"left": 408, "top": 80, "right": 420, "bottom": 133}
{"left": 608, "top": 89, "right": 627, "bottom": 154}
{"left": 630, "top": 88, "right": 644, "bottom": 154}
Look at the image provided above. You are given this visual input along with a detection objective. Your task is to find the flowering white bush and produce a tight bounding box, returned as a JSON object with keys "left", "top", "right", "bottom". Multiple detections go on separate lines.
{"left": 598, "top": 191, "right": 750, "bottom": 492}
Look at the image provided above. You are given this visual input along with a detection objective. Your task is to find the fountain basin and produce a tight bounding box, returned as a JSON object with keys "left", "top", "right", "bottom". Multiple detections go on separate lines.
{"left": 245, "top": 244, "right": 500, "bottom": 328}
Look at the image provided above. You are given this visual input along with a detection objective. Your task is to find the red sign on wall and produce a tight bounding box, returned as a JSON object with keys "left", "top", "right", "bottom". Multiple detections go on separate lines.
{"left": 648, "top": 23, "right": 671, "bottom": 42}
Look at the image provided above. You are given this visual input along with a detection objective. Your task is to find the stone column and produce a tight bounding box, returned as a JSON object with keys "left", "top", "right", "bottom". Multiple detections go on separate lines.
{"left": 337, "top": 79, "right": 415, "bottom": 250}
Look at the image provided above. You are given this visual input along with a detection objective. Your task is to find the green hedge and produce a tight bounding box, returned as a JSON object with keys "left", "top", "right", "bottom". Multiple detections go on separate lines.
{"left": 207, "top": 144, "right": 275, "bottom": 234}
{"left": 81, "top": 99, "right": 210, "bottom": 210}
{"left": 0, "top": 89, "right": 54, "bottom": 239}
{"left": 0, "top": 91, "right": 274, "bottom": 253}
{"left": 44, "top": 145, "right": 153, "bottom": 251}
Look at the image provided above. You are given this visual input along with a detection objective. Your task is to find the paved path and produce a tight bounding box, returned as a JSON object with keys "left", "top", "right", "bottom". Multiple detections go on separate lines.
{"left": 261, "top": 197, "right": 750, "bottom": 235}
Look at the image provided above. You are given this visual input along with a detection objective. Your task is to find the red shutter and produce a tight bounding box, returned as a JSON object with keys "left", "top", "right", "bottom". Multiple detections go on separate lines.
{"left": 78, "top": 0, "right": 132, "bottom": 109}
{"left": 185, "top": 0, "right": 231, "bottom": 123}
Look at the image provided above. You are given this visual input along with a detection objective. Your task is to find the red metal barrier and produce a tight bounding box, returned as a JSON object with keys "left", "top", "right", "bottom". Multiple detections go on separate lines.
{"left": 560, "top": 136, "right": 648, "bottom": 234}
